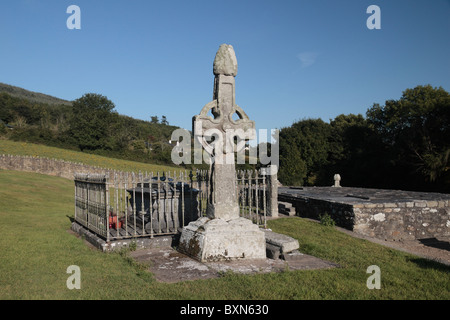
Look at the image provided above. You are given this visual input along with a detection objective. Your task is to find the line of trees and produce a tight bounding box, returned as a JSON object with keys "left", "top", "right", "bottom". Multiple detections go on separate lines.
{"left": 278, "top": 85, "right": 450, "bottom": 193}
{"left": 1, "top": 84, "right": 449, "bottom": 192}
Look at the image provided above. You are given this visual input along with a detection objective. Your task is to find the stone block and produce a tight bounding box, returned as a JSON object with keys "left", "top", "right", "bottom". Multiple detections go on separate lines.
{"left": 265, "top": 243, "right": 281, "bottom": 259}
{"left": 415, "top": 201, "right": 427, "bottom": 208}
{"left": 353, "top": 208, "right": 362, "bottom": 214}
{"left": 372, "top": 213, "right": 386, "bottom": 222}
{"left": 427, "top": 201, "right": 438, "bottom": 207}
{"left": 281, "top": 250, "right": 304, "bottom": 261}
{"left": 178, "top": 217, "right": 266, "bottom": 262}
{"left": 262, "top": 229, "right": 299, "bottom": 253}
{"left": 278, "top": 202, "right": 296, "bottom": 216}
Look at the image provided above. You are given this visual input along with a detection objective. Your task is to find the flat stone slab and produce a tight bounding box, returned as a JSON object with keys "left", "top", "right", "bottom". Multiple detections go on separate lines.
{"left": 262, "top": 229, "right": 299, "bottom": 253}
{"left": 129, "top": 247, "right": 338, "bottom": 283}
{"left": 279, "top": 186, "right": 450, "bottom": 205}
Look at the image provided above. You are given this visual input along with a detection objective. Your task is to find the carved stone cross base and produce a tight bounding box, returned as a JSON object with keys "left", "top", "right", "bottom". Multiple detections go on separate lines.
{"left": 178, "top": 217, "right": 266, "bottom": 262}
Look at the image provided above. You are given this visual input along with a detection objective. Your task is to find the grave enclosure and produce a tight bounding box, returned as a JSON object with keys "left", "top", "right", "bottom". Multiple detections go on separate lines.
{"left": 71, "top": 169, "right": 277, "bottom": 252}
{"left": 279, "top": 186, "right": 450, "bottom": 241}
{"left": 70, "top": 44, "right": 302, "bottom": 262}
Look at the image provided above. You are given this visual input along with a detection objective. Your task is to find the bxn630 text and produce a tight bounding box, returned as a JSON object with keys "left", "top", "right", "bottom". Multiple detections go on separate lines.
{"left": 224, "top": 304, "right": 269, "bottom": 315}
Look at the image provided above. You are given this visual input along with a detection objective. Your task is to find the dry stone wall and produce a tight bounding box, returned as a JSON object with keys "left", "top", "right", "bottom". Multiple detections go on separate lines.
{"left": 279, "top": 187, "right": 450, "bottom": 241}
{"left": 0, "top": 154, "right": 112, "bottom": 180}
{"left": 353, "top": 200, "right": 450, "bottom": 240}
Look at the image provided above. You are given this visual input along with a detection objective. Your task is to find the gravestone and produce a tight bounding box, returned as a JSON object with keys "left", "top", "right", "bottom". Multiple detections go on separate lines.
{"left": 126, "top": 178, "right": 199, "bottom": 234}
{"left": 179, "top": 44, "right": 266, "bottom": 262}
{"left": 333, "top": 174, "right": 341, "bottom": 187}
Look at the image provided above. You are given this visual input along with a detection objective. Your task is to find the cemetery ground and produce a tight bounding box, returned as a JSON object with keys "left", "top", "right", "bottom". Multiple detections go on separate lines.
{"left": 1, "top": 169, "right": 449, "bottom": 300}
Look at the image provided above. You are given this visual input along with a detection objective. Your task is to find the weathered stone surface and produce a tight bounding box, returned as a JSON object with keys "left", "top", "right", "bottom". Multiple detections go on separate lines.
{"left": 278, "top": 186, "right": 450, "bottom": 241}
{"left": 193, "top": 44, "right": 255, "bottom": 221}
{"left": 262, "top": 229, "right": 299, "bottom": 253}
{"left": 71, "top": 221, "right": 177, "bottom": 252}
{"left": 333, "top": 174, "right": 341, "bottom": 187}
{"left": 281, "top": 250, "right": 304, "bottom": 261}
{"left": 0, "top": 154, "right": 113, "bottom": 180}
{"left": 178, "top": 217, "right": 266, "bottom": 262}
{"left": 213, "top": 44, "right": 238, "bottom": 76}
{"left": 179, "top": 44, "right": 264, "bottom": 262}
{"left": 265, "top": 243, "right": 281, "bottom": 260}
{"left": 267, "top": 173, "right": 279, "bottom": 217}
{"left": 278, "top": 201, "right": 296, "bottom": 216}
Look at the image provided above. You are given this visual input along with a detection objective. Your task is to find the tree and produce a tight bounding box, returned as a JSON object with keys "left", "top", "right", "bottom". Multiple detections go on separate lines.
{"left": 278, "top": 142, "right": 307, "bottom": 186}
{"left": 161, "top": 115, "right": 169, "bottom": 125}
{"left": 321, "top": 113, "right": 389, "bottom": 188}
{"left": 279, "top": 118, "right": 331, "bottom": 185}
{"left": 67, "top": 93, "right": 117, "bottom": 151}
{"left": 150, "top": 116, "right": 159, "bottom": 124}
{"left": 366, "top": 85, "right": 450, "bottom": 191}
{"left": 278, "top": 124, "right": 308, "bottom": 186}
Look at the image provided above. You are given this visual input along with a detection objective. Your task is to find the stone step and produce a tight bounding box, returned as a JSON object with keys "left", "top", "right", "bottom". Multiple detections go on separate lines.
{"left": 278, "top": 201, "right": 296, "bottom": 216}
{"left": 278, "top": 201, "right": 293, "bottom": 209}
{"left": 262, "top": 229, "right": 300, "bottom": 260}
{"left": 281, "top": 250, "right": 304, "bottom": 261}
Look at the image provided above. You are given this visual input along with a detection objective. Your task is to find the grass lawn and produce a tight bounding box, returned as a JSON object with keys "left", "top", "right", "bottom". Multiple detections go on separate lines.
{"left": 0, "top": 169, "right": 449, "bottom": 300}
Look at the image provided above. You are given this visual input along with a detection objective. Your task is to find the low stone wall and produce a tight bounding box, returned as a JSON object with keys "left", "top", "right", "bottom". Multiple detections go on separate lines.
{"left": 0, "top": 154, "right": 113, "bottom": 180}
{"left": 353, "top": 200, "right": 449, "bottom": 240}
{"left": 279, "top": 187, "right": 450, "bottom": 241}
{"left": 71, "top": 221, "right": 179, "bottom": 252}
{"left": 278, "top": 195, "right": 355, "bottom": 230}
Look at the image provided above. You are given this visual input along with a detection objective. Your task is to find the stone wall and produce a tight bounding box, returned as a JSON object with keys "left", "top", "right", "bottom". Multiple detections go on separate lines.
{"left": 279, "top": 195, "right": 355, "bottom": 230}
{"left": 0, "top": 154, "right": 111, "bottom": 180}
{"left": 353, "top": 200, "right": 450, "bottom": 240}
{"left": 279, "top": 187, "right": 450, "bottom": 241}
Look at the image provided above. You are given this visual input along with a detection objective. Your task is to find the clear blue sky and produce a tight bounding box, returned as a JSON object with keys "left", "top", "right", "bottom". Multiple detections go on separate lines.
{"left": 1, "top": 0, "right": 449, "bottom": 134}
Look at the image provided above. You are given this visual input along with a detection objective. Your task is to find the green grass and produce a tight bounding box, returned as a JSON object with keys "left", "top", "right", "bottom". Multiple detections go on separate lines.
{"left": 1, "top": 169, "right": 449, "bottom": 300}
{"left": 0, "top": 139, "right": 181, "bottom": 174}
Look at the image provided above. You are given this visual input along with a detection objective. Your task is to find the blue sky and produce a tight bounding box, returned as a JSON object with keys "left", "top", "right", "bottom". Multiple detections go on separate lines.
{"left": 1, "top": 0, "right": 449, "bottom": 134}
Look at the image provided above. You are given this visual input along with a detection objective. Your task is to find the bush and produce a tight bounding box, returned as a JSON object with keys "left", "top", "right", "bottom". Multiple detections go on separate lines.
{"left": 319, "top": 213, "right": 335, "bottom": 227}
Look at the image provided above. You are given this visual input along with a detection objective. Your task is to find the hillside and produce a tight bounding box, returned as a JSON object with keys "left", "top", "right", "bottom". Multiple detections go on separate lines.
{"left": 0, "top": 83, "right": 187, "bottom": 168}
{"left": 0, "top": 82, "right": 72, "bottom": 106}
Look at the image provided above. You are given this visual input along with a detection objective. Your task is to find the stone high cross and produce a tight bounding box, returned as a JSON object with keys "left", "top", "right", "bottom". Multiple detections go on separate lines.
{"left": 179, "top": 44, "right": 265, "bottom": 262}
{"left": 193, "top": 44, "right": 255, "bottom": 221}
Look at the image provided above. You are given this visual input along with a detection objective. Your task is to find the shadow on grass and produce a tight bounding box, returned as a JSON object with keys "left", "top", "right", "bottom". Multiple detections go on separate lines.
{"left": 66, "top": 214, "right": 75, "bottom": 223}
{"left": 408, "top": 257, "right": 450, "bottom": 272}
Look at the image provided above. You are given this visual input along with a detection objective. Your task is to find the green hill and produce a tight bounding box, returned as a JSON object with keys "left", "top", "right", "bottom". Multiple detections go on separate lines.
{"left": 0, "top": 82, "right": 72, "bottom": 106}
{"left": 0, "top": 84, "right": 186, "bottom": 167}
